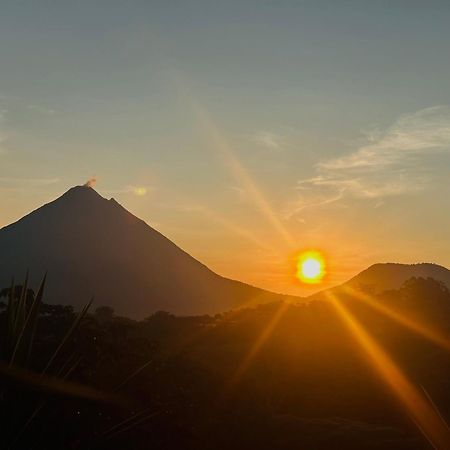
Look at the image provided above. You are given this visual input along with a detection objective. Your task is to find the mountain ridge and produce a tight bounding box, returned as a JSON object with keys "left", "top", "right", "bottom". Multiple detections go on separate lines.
{"left": 2, "top": 186, "right": 449, "bottom": 317}
{"left": 309, "top": 261, "right": 450, "bottom": 302}
{"left": 346, "top": 262, "right": 450, "bottom": 292}
{"left": 0, "top": 185, "right": 293, "bottom": 318}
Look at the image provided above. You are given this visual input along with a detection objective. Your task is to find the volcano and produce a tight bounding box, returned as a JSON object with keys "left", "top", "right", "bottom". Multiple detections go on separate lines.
{"left": 0, "top": 186, "right": 290, "bottom": 318}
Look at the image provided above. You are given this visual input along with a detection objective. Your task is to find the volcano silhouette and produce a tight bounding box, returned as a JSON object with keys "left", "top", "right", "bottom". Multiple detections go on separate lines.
{"left": 0, "top": 186, "right": 290, "bottom": 317}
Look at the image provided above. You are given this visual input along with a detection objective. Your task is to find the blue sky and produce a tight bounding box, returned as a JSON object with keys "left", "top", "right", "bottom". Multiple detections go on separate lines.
{"left": 1, "top": 1, "right": 450, "bottom": 294}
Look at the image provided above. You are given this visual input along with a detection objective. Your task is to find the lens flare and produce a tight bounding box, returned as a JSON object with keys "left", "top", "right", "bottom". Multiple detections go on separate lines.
{"left": 327, "top": 292, "right": 450, "bottom": 448}
{"left": 224, "top": 301, "right": 290, "bottom": 396}
{"left": 343, "top": 285, "right": 450, "bottom": 352}
{"left": 172, "top": 74, "right": 296, "bottom": 249}
{"left": 133, "top": 186, "right": 147, "bottom": 196}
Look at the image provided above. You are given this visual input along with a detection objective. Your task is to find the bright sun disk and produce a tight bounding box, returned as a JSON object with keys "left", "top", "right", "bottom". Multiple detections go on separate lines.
{"left": 296, "top": 251, "right": 326, "bottom": 284}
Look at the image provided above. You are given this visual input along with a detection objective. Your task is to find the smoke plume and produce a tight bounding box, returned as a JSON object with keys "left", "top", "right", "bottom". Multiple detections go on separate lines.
{"left": 83, "top": 177, "right": 97, "bottom": 188}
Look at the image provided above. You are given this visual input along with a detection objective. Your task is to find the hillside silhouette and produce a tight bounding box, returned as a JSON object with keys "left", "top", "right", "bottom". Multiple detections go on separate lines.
{"left": 309, "top": 263, "right": 450, "bottom": 304}
{"left": 346, "top": 262, "right": 450, "bottom": 292}
{"left": 0, "top": 186, "right": 291, "bottom": 318}
{"left": 1, "top": 276, "right": 450, "bottom": 449}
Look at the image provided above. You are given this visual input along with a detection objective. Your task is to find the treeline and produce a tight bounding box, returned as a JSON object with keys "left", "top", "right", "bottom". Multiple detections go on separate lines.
{"left": 1, "top": 277, "right": 449, "bottom": 449}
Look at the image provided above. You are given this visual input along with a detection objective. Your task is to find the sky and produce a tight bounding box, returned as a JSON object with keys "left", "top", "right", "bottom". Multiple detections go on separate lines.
{"left": 1, "top": 0, "right": 450, "bottom": 296}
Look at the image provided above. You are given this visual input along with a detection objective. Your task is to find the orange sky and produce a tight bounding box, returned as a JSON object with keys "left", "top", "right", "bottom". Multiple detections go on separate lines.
{"left": 1, "top": 2, "right": 449, "bottom": 296}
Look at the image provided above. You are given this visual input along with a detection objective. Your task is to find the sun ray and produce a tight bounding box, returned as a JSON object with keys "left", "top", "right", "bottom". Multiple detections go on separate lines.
{"left": 342, "top": 286, "right": 450, "bottom": 352}
{"left": 196, "top": 205, "right": 279, "bottom": 255}
{"left": 223, "top": 301, "right": 290, "bottom": 396}
{"left": 327, "top": 291, "right": 450, "bottom": 449}
{"left": 193, "top": 104, "right": 295, "bottom": 248}
{"left": 172, "top": 75, "right": 295, "bottom": 249}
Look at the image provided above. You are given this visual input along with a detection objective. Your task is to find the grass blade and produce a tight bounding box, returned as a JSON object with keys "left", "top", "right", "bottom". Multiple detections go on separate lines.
{"left": 114, "top": 359, "right": 153, "bottom": 392}
{"left": 42, "top": 297, "right": 93, "bottom": 375}
{"left": 10, "top": 275, "right": 46, "bottom": 367}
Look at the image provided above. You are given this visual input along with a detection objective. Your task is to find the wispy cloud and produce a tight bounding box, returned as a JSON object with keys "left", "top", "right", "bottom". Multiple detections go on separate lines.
{"left": 228, "top": 185, "right": 249, "bottom": 203}
{"left": 102, "top": 185, "right": 154, "bottom": 196}
{"left": 285, "top": 106, "right": 450, "bottom": 218}
{"left": 321, "top": 106, "right": 450, "bottom": 170}
{"left": 27, "top": 104, "right": 57, "bottom": 115}
{"left": 0, "top": 177, "right": 60, "bottom": 192}
{"left": 252, "top": 131, "right": 287, "bottom": 151}
{"left": 0, "top": 97, "right": 57, "bottom": 156}
{"left": 0, "top": 103, "right": 9, "bottom": 155}
{"left": 0, "top": 132, "right": 7, "bottom": 155}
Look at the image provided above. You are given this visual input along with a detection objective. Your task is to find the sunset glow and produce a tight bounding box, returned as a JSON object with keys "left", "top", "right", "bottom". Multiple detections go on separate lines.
{"left": 1, "top": 3, "right": 449, "bottom": 450}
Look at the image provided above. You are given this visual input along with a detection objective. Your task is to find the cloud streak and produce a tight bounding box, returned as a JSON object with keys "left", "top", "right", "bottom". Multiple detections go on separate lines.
{"left": 0, "top": 103, "right": 9, "bottom": 155}
{"left": 321, "top": 106, "right": 450, "bottom": 171}
{"left": 102, "top": 185, "right": 154, "bottom": 196}
{"left": 285, "top": 106, "right": 450, "bottom": 218}
{"left": 0, "top": 177, "right": 60, "bottom": 193}
{"left": 252, "top": 131, "right": 287, "bottom": 151}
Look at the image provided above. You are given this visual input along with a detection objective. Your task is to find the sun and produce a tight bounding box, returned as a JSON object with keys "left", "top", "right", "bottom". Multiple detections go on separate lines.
{"left": 296, "top": 250, "right": 326, "bottom": 284}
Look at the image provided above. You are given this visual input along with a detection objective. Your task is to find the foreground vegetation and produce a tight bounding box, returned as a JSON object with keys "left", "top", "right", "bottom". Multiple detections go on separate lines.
{"left": 1, "top": 276, "right": 450, "bottom": 449}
